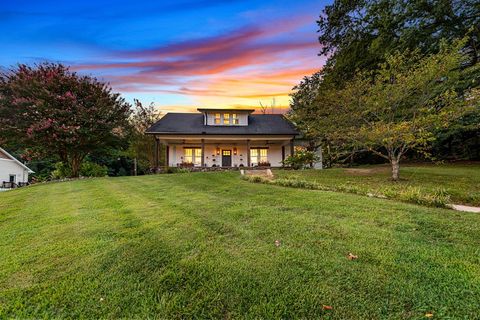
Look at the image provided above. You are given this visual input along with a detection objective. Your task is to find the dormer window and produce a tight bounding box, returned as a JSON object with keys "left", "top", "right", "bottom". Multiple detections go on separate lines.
{"left": 200, "top": 109, "right": 253, "bottom": 126}
{"left": 223, "top": 113, "right": 230, "bottom": 124}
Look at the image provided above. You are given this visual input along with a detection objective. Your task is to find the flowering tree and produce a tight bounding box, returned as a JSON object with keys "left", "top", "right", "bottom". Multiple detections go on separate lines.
{"left": 0, "top": 63, "right": 131, "bottom": 177}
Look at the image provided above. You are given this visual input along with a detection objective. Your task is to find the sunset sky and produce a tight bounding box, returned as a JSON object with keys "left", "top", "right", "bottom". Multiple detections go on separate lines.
{"left": 0, "top": 0, "right": 329, "bottom": 113}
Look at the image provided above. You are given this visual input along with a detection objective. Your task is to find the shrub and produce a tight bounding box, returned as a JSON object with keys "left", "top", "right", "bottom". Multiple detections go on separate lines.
{"left": 257, "top": 161, "right": 271, "bottom": 167}
{"left": 51, "top": 161, "right": 108, "bottom": 179}
{"left": 243, "top": 173, "right": 450, "bottom": 208}
{"left": 395, "top": 187, "right": 451, "bottom": 207}
{"left": 80, "top": 161, "right": 108, "bottom": 177}
{"left": 164, "top": 167, "right": 190, "bottom": 174}
{"left": 282, "top": 150, "right": 319, "bottom": 169}
{"left": 179, "top": 162, "right": 194, "bottom": 168}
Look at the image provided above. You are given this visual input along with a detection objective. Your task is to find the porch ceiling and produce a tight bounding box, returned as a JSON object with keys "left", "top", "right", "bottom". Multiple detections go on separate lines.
{"left": 161, "top": 139, "right": 289, "bottom": 145}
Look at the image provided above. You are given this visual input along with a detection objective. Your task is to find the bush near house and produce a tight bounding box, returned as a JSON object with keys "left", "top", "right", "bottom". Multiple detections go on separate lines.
{"left": 282, "top": 150, "right": 319, "bottom": 169}
{"left": 51, "top": 161, "right": 108, "bottom": 179}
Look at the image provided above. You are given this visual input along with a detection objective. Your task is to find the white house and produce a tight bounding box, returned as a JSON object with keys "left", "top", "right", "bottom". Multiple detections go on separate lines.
{"left": 0, "top": 147, "right": 34, "bottom": 188}
{"left": 146, "top": 108, "right": 299, "bottom": 168}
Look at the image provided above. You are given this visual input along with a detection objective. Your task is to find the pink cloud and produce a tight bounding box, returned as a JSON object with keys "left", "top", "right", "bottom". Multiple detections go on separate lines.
{"left": 71, "top": 13, "right": 323, "bottom": 111}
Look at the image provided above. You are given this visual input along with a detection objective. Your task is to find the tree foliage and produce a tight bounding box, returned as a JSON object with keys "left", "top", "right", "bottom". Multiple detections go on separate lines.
{"left": 318, "top": 0, "right": 479, "bottom": 83}
{"left": 127, "top": 99, "right": 162, "bottom": 170}
{"left": 282, "top": 150, "right": 319, "bottom": 170}
{"left": 0, "top": 63, "right": 131, "bottom": 177}
{"left": 291, "top": 0, "right": 480, "bottom": 167}
{"left": 294, "top": 40, "right": 477, "bottom": 180}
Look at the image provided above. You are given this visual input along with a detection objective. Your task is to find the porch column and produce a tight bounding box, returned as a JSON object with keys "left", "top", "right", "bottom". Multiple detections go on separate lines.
{"left": 201, "top": 139, "right": 205, "bottom": 167}
{"left": 290, "top": 139, "right": 294, "bottom": 156}
{"left": 154, "top": 137, "right": 159, "bottom": 173}
{"left": 246, "top": 139, "right": 251, "bottom": 167}
{"left": 165, "top": 144, "right": 169, "bottom": 167}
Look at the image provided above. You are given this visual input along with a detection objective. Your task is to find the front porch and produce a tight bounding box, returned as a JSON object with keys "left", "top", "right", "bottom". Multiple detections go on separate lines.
{"left": 153, "top": 136, "right": 294, "bottom": 169}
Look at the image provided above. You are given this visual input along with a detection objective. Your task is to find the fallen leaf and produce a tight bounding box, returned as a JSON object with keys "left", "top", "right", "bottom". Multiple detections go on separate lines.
{"left": 347, "top": 253, "right": 358, "bottom": 260}
{"left": 322, "top": 305, "right": 333, "bottom": 310}
{"left": 425, "top": 313, "right": 433, "bottom": 318}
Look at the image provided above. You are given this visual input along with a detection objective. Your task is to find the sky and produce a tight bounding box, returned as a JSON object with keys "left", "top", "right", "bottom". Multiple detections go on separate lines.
{"left": 0, "top": 0, "right": 329, "bottom": 113}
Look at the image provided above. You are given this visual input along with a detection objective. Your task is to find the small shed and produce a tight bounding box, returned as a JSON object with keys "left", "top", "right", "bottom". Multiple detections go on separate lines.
{"left": 0, "top": 147, "right": 34, "bottom": 188}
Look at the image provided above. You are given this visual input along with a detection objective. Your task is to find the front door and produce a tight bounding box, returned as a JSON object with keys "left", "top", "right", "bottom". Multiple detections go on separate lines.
{"left": 222, "top": 150, "right": 232, "bottom": 167}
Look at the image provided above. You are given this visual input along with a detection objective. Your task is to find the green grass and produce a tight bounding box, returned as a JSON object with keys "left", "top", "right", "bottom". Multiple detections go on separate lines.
{"left": 1, "top": 172, "right": 480, "bottom": 318}
{"left": 274, "top": 163, "right": 480, "bottom": 206}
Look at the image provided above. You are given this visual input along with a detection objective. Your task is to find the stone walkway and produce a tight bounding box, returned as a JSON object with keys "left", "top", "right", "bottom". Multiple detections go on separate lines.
{"left": 448, "top": 204, "right": 480, "bottom": 213}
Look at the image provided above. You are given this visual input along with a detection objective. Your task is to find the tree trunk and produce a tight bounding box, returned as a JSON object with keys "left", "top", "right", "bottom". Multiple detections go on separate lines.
{"left": 391, "top": 158, "right": 400, "bottom": 181}
{"left": 69, "top": 154, "right": 83, "bottom": 178}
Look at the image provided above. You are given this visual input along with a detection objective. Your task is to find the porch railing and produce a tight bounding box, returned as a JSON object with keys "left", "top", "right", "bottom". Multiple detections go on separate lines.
{"left": 1, "top": 181, "right": 29, "bottom": 189}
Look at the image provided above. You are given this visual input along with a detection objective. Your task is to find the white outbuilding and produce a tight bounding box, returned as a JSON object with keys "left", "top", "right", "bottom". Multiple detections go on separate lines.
{"left": 0, "top": 147, "right": 34, "bottom": 188}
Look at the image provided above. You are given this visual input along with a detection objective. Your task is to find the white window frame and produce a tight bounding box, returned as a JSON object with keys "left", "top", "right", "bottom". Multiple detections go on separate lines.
{"left": 250, "top": 148, "right": 268, "bottom": 165}
{"left": 232, "top": 113, "right": 239, "bottom": 125}
{"left": 184, "top": 148, "right": 202, "bottom": 165}
{"left": 223, "top": 113, "right": 231, "bottom": 125}
{"left": 214, "top": 113, "right": 221, "bottom": 124}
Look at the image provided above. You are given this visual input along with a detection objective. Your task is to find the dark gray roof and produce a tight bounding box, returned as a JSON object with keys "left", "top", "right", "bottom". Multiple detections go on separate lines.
{"left": 146, "top": 113, "right": 298, "bottom": 135}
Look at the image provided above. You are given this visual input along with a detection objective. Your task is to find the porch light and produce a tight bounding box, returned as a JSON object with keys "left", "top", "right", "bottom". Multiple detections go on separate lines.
{"left": 233, "top": 147, "right": 237, "bottom": 155}
{"left": 216, "top": 147, "right": 220, "bottom": 155}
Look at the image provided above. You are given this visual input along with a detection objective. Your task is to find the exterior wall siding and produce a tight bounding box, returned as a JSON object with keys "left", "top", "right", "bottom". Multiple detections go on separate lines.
{"left": 0, "top": 159, "right": 29, "bottom": 184}
{"left": 167, "top": 143, "right": 287, "bottom": 167}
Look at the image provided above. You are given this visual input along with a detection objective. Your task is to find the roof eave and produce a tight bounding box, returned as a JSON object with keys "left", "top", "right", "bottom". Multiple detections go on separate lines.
{"left": 197, "top": 108, "right": 255, "bottom": 113}
{"left": 145, "top": 131, "right": 298, "bottom": 136}
{"left": 0, "top": 147, "right": 35, "bottom": 173}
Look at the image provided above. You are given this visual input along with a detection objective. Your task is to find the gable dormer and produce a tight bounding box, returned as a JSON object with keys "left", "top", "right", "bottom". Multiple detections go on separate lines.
{"left": 198, "top": 108, "right": 254, "bottom": 126}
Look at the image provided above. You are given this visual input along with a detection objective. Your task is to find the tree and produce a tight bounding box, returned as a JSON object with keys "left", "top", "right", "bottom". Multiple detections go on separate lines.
{"left": 317, "top": 0, "right": 479, "bottom": 84}
{"left": 127, "top": 99, "right": 162, "bottom": 170}
{"left": 0, "top": 63, "right": 131, "bottom": 177}
{"left": 293, "top": 40, "right": 476, "bottom": 180}
{"left": 290, "top": 1, "right": 479, "bottom": 166}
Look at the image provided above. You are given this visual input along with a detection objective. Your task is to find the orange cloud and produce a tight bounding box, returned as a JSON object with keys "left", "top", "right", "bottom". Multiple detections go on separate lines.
{"left": 72, "top": 14, "right": 324, "bottom": 113}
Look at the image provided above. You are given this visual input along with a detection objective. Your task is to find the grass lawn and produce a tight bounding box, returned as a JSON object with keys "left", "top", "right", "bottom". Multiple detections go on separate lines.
{"left": 274, "top": 163, "right": 480, "bottom": 206}
{"left": 1, "top": 172, "right": 480, "bottom": 318}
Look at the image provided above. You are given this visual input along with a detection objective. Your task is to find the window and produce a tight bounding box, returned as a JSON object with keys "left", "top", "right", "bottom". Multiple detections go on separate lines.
{"left": 184, "top": 148, "right": 202, "bottom": 165}
{"left": 250, "top": 148, "right": 268, "bottom": 164}
{"left": 232, "top": 113, "right": 239, "bottom": 124}
{"left": 223, "top": 113, "right": 230, "bottom": 124}
{"left": 214, "top": 113, "right": 221, "bottom": 124}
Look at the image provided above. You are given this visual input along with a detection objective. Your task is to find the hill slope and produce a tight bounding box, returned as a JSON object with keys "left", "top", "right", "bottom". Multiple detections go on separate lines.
{"left": 1, "top": 173, "right": 479, "bottom": 318}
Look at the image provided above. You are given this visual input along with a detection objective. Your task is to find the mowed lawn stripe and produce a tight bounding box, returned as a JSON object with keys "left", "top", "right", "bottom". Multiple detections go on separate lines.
{"left": 0, "top": 173, "right": 479, "bottom": 318}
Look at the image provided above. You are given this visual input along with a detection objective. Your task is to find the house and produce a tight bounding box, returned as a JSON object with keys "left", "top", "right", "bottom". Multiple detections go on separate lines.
{"left": 146, "top": 109, "right": 299, "bottom": 168}
{"left": 0, "top": 147, "right": 34, "bottom": 188}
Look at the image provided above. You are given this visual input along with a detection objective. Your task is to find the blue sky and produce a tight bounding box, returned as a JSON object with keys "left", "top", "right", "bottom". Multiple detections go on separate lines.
{"left": 0, "top": 0, "right": 330, "bottom": 112}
